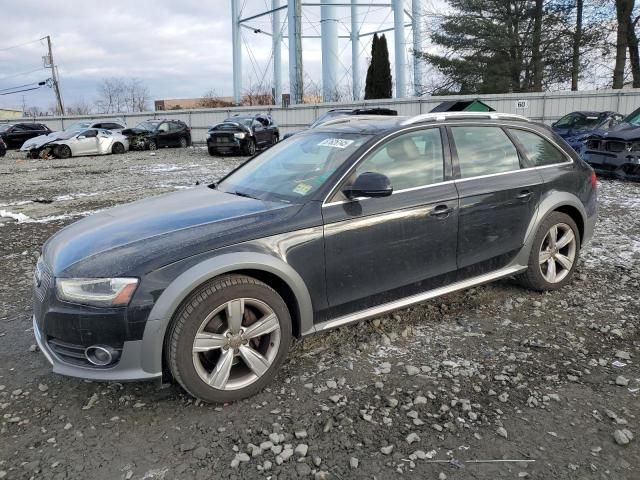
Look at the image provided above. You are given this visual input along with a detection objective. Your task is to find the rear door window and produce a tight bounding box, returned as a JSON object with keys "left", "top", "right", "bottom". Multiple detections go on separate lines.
{"left": 508, "top": 129, "right": 569, "bottom": 166}
{"left": 450, "top": 126, "right": 521, "bottom": 179}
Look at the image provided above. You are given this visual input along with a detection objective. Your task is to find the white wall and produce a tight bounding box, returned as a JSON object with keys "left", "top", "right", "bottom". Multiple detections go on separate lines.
{"left": 13, "top": 89, "right": 640, "bottom": 143}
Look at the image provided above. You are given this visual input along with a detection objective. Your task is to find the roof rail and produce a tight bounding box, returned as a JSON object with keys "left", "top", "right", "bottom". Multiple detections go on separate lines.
{"left": 400, "top": 111, "right": 530, "bottom": 126}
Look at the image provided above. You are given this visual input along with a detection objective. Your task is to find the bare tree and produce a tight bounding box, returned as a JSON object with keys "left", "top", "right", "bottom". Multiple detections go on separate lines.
{"left": 95, "top": 77, "right": 150, "bottom": 113}
{"left": 66, "top": 98, "right": 93, "bottom": 115}
{"left": 199, "top": 89, "right": 233, "bottom": 108}
{"left": 614, "top": 0, "right": 634, "bottom": 88}
{"left": 243, "top": 84, "right": 273, "bottom": 106}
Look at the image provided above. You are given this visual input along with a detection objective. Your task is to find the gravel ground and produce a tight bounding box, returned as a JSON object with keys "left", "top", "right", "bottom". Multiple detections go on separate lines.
{"left": 0, "top": 147, "right": 639, "bottom": 480}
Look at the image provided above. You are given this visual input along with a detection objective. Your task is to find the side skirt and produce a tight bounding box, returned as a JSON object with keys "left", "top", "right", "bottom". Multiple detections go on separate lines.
{"left": 313, "top": 265, "right": 527, "bottom": 333}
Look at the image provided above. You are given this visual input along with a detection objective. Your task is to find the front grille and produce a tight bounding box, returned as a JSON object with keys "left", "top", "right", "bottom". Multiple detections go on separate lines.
{"left": 213, "top": 134, "right": 234, "bottom": 144}
{"left": 606, "top": 141, "right": 626, "bottom": 153}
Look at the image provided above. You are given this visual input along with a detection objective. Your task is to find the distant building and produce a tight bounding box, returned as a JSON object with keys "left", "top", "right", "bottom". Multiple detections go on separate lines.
{"left": 155, "top": 94, "right": 323, "bottom": 111}
{"left": 0, "top": 108, "right": 23, "bottom": 120}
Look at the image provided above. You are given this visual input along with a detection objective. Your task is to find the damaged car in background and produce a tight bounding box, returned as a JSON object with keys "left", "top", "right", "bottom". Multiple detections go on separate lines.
{"left": 20, "top": 120, "right": 126, "bottom": 158}
{"left": 122, "top": 119, "right": 191, "bottom": 151}
{"left": 581, "top": 106, "right": 640, "bottom": 181}
{"left": 206, "top": 114, "right": 279, "bottom": 156}
{"left": 552, "top": 110, "right": 624, "bottom": 152}
{"left": 20, "top": 128, "right": 128, "bottom": 159}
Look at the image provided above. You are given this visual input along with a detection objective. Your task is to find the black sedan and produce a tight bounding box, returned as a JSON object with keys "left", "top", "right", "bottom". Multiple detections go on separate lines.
{"left": 122, "top": 119, "right": 191, "bottom": 150}
{"left": 0, "top": 122, "right": 51, "bottom": 149}
{"left": 207, "top": 114, "right": 279, "bottom": 156}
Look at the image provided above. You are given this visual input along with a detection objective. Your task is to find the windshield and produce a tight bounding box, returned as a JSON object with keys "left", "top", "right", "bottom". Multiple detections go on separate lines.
{"left": 625, "top": 107, "right": 640, "bottom": 126}
{"left": 0, "top": 124, "right": 12, "bottom": 132}
{"left": 224, "top": 118, "right": 253, "bottom": 127}
{"left": 136, "top": 121, "right": 160, "bottom": 131}
{"left": 310, "top": 111, "right": 349, "bottom": 128}
{"left": 217, "top": 132, "right": 370, "bottom": 202}
{"left": 65, "top": 121, "right": 92, "bottom": 131}
{"left": 54, "top": 130, "right": 82, "bottom": 140}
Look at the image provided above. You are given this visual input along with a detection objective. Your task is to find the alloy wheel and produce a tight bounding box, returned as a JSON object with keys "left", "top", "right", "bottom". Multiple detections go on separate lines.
{"left": 538, "top": 223, "right": 576, "bottom": 283}
{"left": 192, "top": 298, "right": 281, "bottom": 391}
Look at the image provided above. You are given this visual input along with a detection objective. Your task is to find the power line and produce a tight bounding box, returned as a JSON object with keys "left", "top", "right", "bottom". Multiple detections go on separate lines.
{"left": 0, "top": 37, "right": 44, "bottom": 52}
{"left": 0, "top": 85, "right": 44, "bottom": 96}
{"left": 0, "top": 81, "right": 42, "bottom": 93}
{"left": 0, "top": 67, "right": 45, "bottom": 83}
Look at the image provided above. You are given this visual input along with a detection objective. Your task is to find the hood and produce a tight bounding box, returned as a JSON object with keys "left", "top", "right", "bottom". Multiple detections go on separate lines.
{"left": 20, "top": 131, "right": 64, "bottom": 150}
{"left": 588, "top": 122, "right": 640, "bottom": 141}
{"left": 122, "top": 127, "right": 153, "bottom": 137}
{"left": 43, "top": 186, "right": 301, "bottom": 277}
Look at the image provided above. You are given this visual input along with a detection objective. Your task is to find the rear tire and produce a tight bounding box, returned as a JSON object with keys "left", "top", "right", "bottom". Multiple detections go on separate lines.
{"left": 179, "top": 137, "right": 188, "bottom": 148}
{"left": 166, "top": 274, "right": 292, "bottom": 403}
{"left": 112, "top": 142, "right": 125, "bottom": 154}
{"left": 516, "top": 212, "right": 580, "bottom": 291}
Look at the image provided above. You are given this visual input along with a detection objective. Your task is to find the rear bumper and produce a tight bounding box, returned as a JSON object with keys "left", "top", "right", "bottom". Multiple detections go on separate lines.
{"left": 582, "top": 150, "right": 640, "bottom": 181}
{"left": 34, "top": 315, "right": 161, "bottom": 382}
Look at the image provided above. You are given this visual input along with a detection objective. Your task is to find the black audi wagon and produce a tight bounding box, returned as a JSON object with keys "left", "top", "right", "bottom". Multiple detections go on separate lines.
{"left": 33, "top": 112, "right": 597, "bottom": 403}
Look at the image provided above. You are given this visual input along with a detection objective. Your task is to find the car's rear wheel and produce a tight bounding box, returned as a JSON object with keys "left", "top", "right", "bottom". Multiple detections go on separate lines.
{"left": 517, "top": 212, "right": 580, "bottom": 291}
{"left": 56, "top": 145, "right": 72, "bottom": 159}
{"left": 148, "top": 140, "right": 157, "bottom": 151}
{"left": 166, "top": 274, "right": 292, "bottom": 403}
{"left": 242, "top": 138, "right": 256, "bottom": 156}
{"left": 111, "top": 142, "right": 125, "bottom": 154}
{"left": 179, "top": 137, "right": 188, "bottom": 148}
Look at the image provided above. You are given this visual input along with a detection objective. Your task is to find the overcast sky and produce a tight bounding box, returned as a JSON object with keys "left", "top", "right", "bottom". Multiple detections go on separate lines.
{"left": 0, "top": 1, "right": 430, "bottom": 111}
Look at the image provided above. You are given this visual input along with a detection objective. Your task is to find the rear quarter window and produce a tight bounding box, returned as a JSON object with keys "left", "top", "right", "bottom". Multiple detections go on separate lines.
{"left": 508, "top": 129, "right": 569, "bottom": 166}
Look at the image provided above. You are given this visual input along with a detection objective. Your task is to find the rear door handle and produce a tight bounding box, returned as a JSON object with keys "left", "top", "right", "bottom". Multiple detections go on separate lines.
{"left": 517, "top": 190, "right": 532, "bottom": 200}
{"left": 431, "top": 204, "right": 453, "bottom": 218}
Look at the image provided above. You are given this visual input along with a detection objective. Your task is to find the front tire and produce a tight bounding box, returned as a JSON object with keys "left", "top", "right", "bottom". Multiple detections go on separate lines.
{"left": 242, "top": 138, "right": 256, "bottom": 156}
{"left": 56, "top": 145, "right": 72, "bottom": 159}
{"left": 148, "top": 140, "right": 157, "bottom": 151}
{"left": 517, "top": 212, "right": 580, "bottom": 291}
{"left": 208, "top": 146, "right": 218, "bottom": 156}
{"left": 112, "top": 142, "right": 125, "bottom": 154}
{"left": 166, "top": 275, "right": 292, "bottom": 403}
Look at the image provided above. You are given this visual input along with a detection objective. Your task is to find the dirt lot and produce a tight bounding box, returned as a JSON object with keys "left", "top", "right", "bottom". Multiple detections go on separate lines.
{"left": 0, "top": 147, "right": 639, "bottom": 480}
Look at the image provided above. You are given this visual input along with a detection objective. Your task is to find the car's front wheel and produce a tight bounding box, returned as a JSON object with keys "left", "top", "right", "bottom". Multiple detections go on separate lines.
{"left": 148, "top": 140, "right": 157, "bottom": 151}
{"left": 56, "top": 145, "right": 72, "bottom": 159}
{"left": 517, "top": 212, "right": 580, "bottom": 291}
{"left": 207, "top": 146, "right": 218, "bottom": 156}
{"left": 166, "top": 275, "right": 292, "bottom": 403}
{"left": 111, "top": 142, "right": 125, "bottom": 154}
{"left": 242, "top": 138, "right": 256, "bottom": 156}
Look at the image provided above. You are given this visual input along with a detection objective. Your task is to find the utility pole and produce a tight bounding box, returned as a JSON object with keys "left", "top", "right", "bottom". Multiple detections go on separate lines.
{"left": 288, "top": 0, "right": 303, "bottom": 104}
{"left": 45, "top": 35, "right": 64, "bottom": 115}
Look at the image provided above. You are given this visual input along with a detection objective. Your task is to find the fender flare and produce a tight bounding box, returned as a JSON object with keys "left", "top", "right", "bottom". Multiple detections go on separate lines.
{"left": 512, "top": 190, "right": 589, "bottom": 267}
{"left": 139, "top": 252, "right": 314, "bottom": 376}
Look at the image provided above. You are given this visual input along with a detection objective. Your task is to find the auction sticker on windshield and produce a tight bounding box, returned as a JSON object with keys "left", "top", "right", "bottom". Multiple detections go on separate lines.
{"left": 293, "top": 183, "right": 313, "bottom": 195}
{"left": 318, "top": 138, "right": 354, "bottom": 149}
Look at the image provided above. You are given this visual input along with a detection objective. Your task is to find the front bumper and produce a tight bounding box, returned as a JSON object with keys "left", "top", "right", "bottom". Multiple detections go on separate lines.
{"left": 34, "top": 315, "right": 160, "bottom": 381}
{"left": 582, "top": 150, "right": 640, "bottom": 181}
{"left": 207, "top": 135, "right": 244, "bottom": 152}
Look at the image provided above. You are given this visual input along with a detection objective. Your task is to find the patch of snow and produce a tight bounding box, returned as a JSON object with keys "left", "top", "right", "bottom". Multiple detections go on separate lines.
{"left": 0, "top": 210, "right": 30, "bottom": 223}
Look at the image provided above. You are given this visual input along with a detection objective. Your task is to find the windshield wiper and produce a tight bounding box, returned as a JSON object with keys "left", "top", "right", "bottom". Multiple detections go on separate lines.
{"left": 232, "top": 190, "right": 258, "bottom": 200}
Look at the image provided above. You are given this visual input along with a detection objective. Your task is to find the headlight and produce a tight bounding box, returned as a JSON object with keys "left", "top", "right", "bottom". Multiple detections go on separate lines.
{"left": 234, "top": 132, "right": 246, "bottom": 139}
{"left": 56, "top": 278, "right": 138, "bottom": 307}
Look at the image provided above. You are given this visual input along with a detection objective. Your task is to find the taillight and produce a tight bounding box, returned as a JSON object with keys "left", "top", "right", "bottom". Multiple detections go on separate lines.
{"left": 590, "top": 171, "right": 597, "bottom": 188}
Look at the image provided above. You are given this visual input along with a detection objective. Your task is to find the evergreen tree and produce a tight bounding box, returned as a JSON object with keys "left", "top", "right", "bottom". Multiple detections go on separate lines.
{"left": 365, "top": 33, "right": 393, "bottom": 99}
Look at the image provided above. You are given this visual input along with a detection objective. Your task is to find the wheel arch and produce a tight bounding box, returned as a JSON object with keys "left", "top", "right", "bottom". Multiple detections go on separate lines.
{"left": 139, "top": 253, "right": 314, "bottom": 377}
{"left": 513, "top": 191, "right": 588, "bottom": 267}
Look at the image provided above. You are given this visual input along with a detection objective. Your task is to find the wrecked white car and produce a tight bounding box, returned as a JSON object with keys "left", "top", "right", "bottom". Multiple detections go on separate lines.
{"left": 21, "top": 128, "right": 129, "bottom": 159}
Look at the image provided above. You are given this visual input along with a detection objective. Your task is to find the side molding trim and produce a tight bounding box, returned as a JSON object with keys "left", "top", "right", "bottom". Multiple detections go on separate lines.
{"left": 314, "top": 265, "right": 526, "bottom": 333}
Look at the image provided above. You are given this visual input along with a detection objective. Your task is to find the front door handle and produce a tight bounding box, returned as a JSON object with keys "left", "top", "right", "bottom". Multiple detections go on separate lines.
{"left": 517, "top": 190, "right": 532, "bottom": 200}
{"left": 431, "top": 204, "right": 453, "bottom": 218}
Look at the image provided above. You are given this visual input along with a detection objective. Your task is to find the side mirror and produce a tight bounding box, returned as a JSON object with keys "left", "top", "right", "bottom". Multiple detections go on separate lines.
{"left": 343, "top": 172, "right": 393, "bottom": 199}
